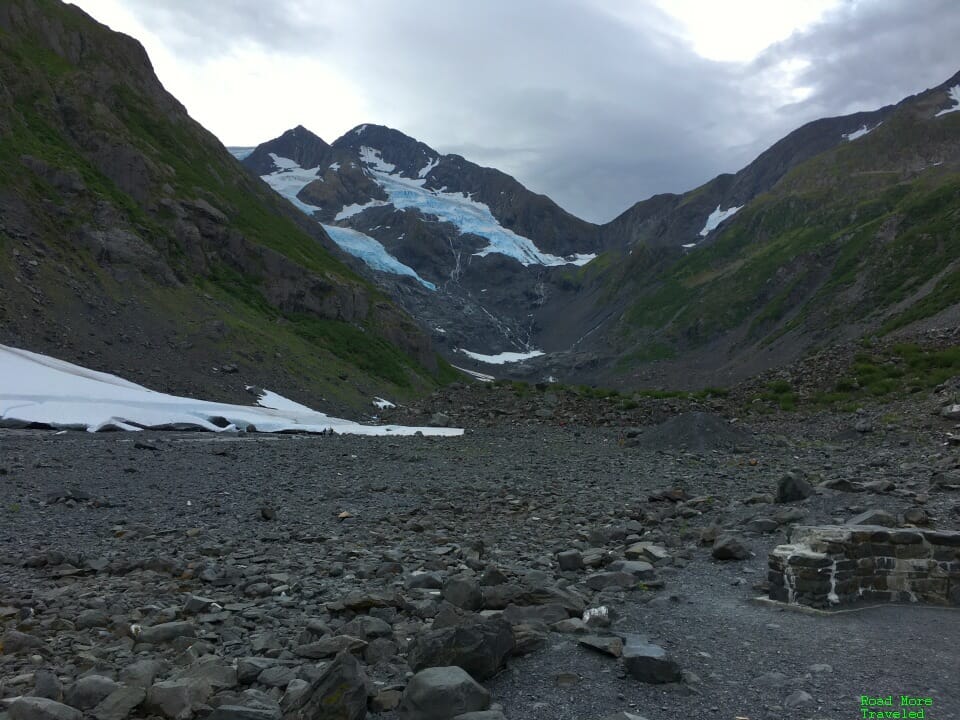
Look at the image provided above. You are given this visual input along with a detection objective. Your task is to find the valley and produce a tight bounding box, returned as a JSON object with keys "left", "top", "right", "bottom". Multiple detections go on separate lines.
{"left": 1, "top": 2, "right": 959, "bottom": 720}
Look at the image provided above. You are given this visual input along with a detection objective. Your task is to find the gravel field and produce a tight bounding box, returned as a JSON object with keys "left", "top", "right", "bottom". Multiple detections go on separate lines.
{"left": 1, "top": 413, "right": 958, "bottom": 720}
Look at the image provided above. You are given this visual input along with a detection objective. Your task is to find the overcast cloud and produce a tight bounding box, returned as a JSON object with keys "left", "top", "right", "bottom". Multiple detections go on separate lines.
{"left": 75, "top": 0, "right": 960, "bottom": 222}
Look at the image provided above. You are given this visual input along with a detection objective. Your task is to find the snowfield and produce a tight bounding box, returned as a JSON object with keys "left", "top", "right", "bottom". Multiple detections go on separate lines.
{"left": 699, "top": 204, "right": 743, "bottom": 237}
{"left": 458, "top": 348, "right": 545, "bottom": 364}
{"left": 842, "top": 123, "right": 881, "bottom": 141}
{"left": 0, "top": 345, "right": 462, "bottom": 436}
{"left": 935, "top": 85, "right": 960, "bottom": 117}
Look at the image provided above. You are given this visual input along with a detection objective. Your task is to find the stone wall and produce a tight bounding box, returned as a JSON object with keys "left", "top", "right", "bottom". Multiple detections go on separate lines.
{"left": 768, "top": 525, "right": 960, "bottom": 609}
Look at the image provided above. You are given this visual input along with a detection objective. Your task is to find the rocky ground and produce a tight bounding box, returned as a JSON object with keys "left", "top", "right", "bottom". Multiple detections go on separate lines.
{"left": 1, "top": 392, "right": 959, "bottom": 720}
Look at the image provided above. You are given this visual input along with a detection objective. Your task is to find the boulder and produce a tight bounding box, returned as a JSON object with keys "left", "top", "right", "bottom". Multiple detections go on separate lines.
{"left": 10, "top": 698, "right": 82, "bottom": 720}
{"left": 622, "top": 638, "right": 681, "bottom": 684}
{"left": 64, "top": 676, "right": 119, "bottom": 711}
{"left": 407, "top": 617, "right": 514, "bottom": 681}
{"left": 398, "top": 667, "right": 490, "bottom": 720}
{"left": 776, "top": 472, "right": 813, "bottom": 503}
{"left": 281, "top": 651, "right": 366, "bottom": 720}
{"left": 712, "top": 535, "right": 751, "bottom": 561}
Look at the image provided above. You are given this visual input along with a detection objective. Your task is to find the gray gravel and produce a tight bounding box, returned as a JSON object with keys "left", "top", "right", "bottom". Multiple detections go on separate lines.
{"left": 1, "top": 419, "right": 958, "bottom": 720}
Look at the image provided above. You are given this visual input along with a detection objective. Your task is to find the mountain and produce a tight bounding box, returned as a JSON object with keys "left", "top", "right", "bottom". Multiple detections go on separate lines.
{"left": 555, "top": 70, "right": 960, "bottom": 388}
{"left": 238, "top": 124, "right": 603, "bottom": 360}
{"left": 0, "top": 0, "right": 456, "bottom": 415}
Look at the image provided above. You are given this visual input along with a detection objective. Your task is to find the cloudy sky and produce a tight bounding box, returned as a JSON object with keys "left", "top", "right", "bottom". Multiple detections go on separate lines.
{"left": 71, "top": 0, "right": 960, "bottom": 223}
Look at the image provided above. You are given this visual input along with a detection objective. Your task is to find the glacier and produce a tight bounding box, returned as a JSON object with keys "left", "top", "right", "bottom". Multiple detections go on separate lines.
{"left": 321, "top": 225, "right": 436, "bottom": 290}
{"left": 259, "top": 156, "right": 435, "bottom": 290}
{"left": 357, "top": 146, "right": 596, "bottom": 268}
{"left": 699, "top": 204, "right": 743, "bottom": 237}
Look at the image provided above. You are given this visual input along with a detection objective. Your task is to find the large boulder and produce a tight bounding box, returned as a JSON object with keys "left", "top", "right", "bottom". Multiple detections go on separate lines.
{"left": 281, "top": 651, "right": 366, "bottom": 720}
{"left": 9, "top": 698, "right": 83, "bottom": 720}
{"left": 398, "top": 667, "right": 490, "bottom": 720}
{"left": 407, "top": 617, "right": 514, "bottom": 681}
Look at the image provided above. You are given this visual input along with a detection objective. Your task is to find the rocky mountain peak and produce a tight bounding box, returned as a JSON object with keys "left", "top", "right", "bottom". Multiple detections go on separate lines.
{"left": 244, "top": 124, "right": 332, "bottom": 175}
{"left": 333, "top": 124, "right": 439, "bottom": 180}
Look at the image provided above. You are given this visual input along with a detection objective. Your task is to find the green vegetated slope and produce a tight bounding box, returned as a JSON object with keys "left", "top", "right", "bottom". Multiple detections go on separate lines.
{"left": 602, "top": 80, "right": 960, "bottom": 377}
{"left": 0, "top": 0, "right": 457, "bottom": 412}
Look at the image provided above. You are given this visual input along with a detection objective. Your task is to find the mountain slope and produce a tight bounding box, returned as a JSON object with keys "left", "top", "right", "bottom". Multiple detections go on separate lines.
{"left": 574, "top": 70, "right": 960, "bottom": 388}
{"left": 0, "top": 0, "right": 454, "bottom": 414}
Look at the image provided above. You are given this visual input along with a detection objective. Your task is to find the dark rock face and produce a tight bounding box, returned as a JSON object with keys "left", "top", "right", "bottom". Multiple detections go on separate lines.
{"left": 407, "top": 617, "right": 515, "bottom": 681}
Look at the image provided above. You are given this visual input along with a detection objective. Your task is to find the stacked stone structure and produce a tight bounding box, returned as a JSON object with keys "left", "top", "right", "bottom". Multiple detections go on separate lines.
{"left": 768, "top": 525, "right": 960, "bottom": 608}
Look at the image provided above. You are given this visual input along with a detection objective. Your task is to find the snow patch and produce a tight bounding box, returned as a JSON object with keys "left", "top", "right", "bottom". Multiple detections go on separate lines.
{"left": 329, "top": 162, "right": 341, "bottom": 171}
{"left": 458, "top": 349, "right": 545, "bottom": 364}
{"left": 253, "top": 389, "right": 316, "bottom": 414}
{"left": 260, "top": 154, "right": 323, "bottom": 216}
{"left": 372, "top": 397, "right": 396, "bottom": 409}
{"left": 842, "top": 123, "right": 881, "bottom": 141}
{"left": 322, "top": 225, "right": 436, "bottom": 290}
{"left": 699, "top": 204, "right": 743, "bottom": 237}
{"left": 935, "top": 85, "right": 960, "bottom": 117}
{"left": 418, "top": 156, "right": 440, "bottom": 178}
{"left": 353, "top": 124, "right": 368, "bottom": 136}
{"left": 0, "top": 344, "right": 462, "bottom": 436}
{"left": 682, "top": 243, "right": 697, "bottom": 249}
{"left": 451, "top": 364, "right": 495, "bottom": 382}
{"left": 359, "top": 146, "right": 396, "bottom": 173}
{"left": 335, "top": 199, "right": 390, "bottom": 221}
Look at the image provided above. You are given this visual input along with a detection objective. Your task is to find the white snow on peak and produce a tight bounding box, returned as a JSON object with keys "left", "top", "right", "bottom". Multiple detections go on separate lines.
{"left": 935, "top": 85, "right": 960, "bottom": 117}
{"left": 359, "top": 146, "right": 396, "bottom": 173}
{"left": 321, "top": 225, "right": 436, "bottom": 290}
{"left": 0, "top": 344, "right": 462, "bottom": 436}
{"left": 262, "top": 154, "right": 324, "bottom": 216}
{"left": 353, "top": 124, "right": 369, "bottom": 136}
{"left": 269, "top": 153, "right": 302, "bottom": 170}
{"left": 842, "top": 123, "right": 881, "bottom": 141}
{"left": 458, "top": 348, "right": 545, "bottom": 364}
{"left": 699, "top": 204, "right": 743, "bottom": 238}
{"left": 418, "top": 156, "right": 440, "bottom": 178}
{"left": 335, "top": 199, "right": 390, "bottom": 221}
{"left": 372, "top": 397, "right": 396, "bottom": 409}
{"left": 356, "top": 149, "right": 589, "bottom": 267}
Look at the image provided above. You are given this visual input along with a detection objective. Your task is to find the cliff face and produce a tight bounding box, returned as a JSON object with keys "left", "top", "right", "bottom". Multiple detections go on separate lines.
{"left": 0, "top": 0, "right": 446, "bottom": 413}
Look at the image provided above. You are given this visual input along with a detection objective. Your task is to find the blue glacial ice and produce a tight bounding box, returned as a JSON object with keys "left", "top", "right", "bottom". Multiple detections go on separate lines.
{"left": 259, "top": 156, "right": 435, "bottom": 290}
{"left": 321, "top": 225, "right": 436, "bottom": 290}
{"left": 358, "top": 147, "right": 595, "bottom": 267}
